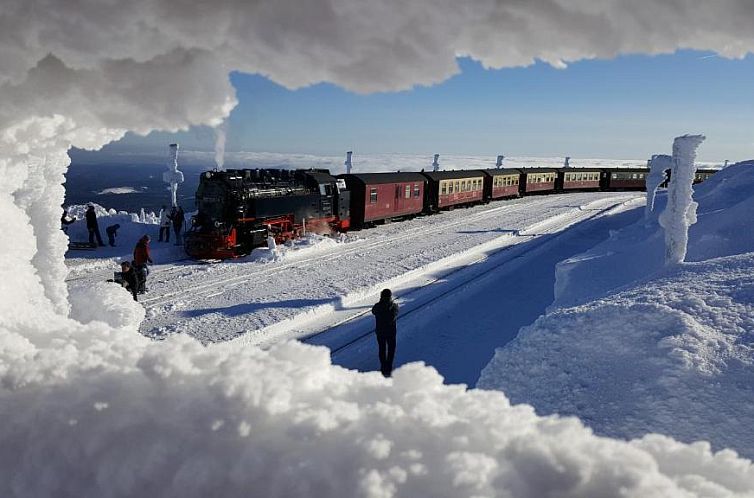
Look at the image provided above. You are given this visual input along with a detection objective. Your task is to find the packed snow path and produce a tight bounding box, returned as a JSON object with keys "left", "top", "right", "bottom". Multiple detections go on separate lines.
{"left": 68, "top": 192, "right": 641, "bottom": 346}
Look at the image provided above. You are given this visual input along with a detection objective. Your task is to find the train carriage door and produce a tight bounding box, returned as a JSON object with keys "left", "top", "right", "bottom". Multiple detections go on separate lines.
{"left": 394, "top": 184, "right": 401, "bottom": 212}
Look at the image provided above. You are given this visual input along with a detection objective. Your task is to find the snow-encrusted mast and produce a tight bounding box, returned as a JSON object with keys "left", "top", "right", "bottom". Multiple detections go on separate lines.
{"left": 659, "top": 134, "right": 705, "bottom": 265}
{"left": 496, "top": 155, "right": 505, "bottom": 169}
{"left": 163, "top": 143, "right": 185, "bottom": 208}
{"left": 432, "top": 154, "right": 440, "bottom": 172}
{"left": 645, "top": 154, "right": 672, "bottom": 219}
{"left": 345, "top": 151, "right": 353, "bottom": 174}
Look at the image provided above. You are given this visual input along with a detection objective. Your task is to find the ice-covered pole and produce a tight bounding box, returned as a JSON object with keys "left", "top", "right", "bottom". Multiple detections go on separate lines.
{"left": 345, "top": 151, "right": 353, "bottom": 174}
{"left": 163, "top": 143, "right": 185, "bottom": 208}
{"left": 564, "top": 156, "right": 571, "bottom": 168}
{"left": 496, "top": 155, "right": 505, "bottom": 169}
{"left": 645, "top": 154, "right": 672, "bottom": 219}
{"left": 432, "top": 154, "right": 440, "bottom": 172}
{"left": 658, "top": 134, "right": 705, "bottom": 265}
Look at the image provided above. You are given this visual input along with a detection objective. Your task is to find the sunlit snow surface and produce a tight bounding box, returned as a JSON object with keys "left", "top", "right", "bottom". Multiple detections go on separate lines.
{"left": 480, "top": 161, "right": 754, "bottom": 459}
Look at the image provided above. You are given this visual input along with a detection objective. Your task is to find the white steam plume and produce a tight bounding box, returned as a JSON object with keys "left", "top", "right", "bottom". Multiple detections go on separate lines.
{"left": 214, "top": 121, "right": 227, "bottom": 171}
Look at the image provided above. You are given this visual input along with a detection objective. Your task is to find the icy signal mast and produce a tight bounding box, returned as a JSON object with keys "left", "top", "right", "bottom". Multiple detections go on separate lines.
{"left": 163, "top": 143, "right": 185, "bottom": 208}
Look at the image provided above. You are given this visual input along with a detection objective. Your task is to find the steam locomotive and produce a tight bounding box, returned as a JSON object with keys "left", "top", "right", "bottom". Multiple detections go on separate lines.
{"left": 185, "top": 166, "right": 717, "bottom": 259}
{"left": 185, "top": 169, "right": 349, "bottom": 259}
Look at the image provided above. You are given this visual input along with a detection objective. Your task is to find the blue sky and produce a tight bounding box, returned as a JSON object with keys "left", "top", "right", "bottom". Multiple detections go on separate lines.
{"left": 110, "top": 51, "right": 754, "bottom": 162}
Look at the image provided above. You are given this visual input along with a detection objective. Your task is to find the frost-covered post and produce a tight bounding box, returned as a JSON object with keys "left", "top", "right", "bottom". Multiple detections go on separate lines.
{"left": 345, "top": 151, "right": 353, "bottom": 174}
{"left": 432, "top": 154, "right": 440, "bottom": 172}
{"left": 163, "top": 143, "right": 185, "bottom": 208}
{"left": 658, "top": 134, "right": 705, "bottom": 265}
{"left": 645, "top": 154, "right": 672, "bottom": 219}
{"left": 496, "top": 155, "right": 505, "bottom": 169}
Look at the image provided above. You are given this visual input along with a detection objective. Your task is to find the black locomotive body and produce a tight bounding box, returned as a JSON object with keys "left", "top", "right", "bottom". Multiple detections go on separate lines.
{"left": 185, "top": 169, "right": 350, "bottom": 259}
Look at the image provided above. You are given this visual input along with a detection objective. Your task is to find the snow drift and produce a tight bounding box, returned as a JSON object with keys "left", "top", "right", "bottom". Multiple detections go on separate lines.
{"left": 479, "top": 161, "right": 754, "bottom": 459}
{"left": 3, "top": 2, "right": 754, "bottom": 496}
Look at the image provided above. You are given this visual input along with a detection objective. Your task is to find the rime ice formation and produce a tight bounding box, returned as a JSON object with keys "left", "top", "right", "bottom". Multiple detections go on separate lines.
{"left": 214, "top": 122, "right": 226, "bottom": 171}
{"left": 163, "top": 143, "right": 185, "bottom": 208}
{"left": 345, "top": 150, "right": 353, "bottom": 174}
{"left": 646, "top": 154, "right": 672, "bottom": 218}
{"left": 564, "top": 156, "right": 571, "bottom": 168}
{"left": 495, "top": 155, "right": 504, "bottom": 168}
{"left": 659, "top": 134, "right": 705, "bottom": 265}
{"left": 432, "top": 154, "right": 440, "bottom": 172}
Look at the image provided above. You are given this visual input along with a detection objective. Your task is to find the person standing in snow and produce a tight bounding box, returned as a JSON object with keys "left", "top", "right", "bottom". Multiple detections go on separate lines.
{"left": 60, "top": 208, "right": 76, "bottom": 234}
{"left": 105, "top": 223, "right": 120, "bottom": 247}
{"left": 85, "top": 205, "right": 105, "bottom": 247}
{"left": 372, "top": 289, "right": 399, "bottom": 377}
{"left": 133, "top": 235, "right": 153, "bottom": 293}
{"left": 158, "top": 205, "right": 172, "bottom": 243}
{"left": 172, "top": 206, "right": 185, "bottom": 246}
{"left": 119, "top": 261, "right": 141, "bottom": 301}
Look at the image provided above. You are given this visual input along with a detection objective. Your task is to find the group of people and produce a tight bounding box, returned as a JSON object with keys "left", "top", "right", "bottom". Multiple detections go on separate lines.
{"left": 158, "top": 205, "right": 185, "bottom": 245}
{"left": 62, "top": 205, "right": 185, "bottom": 249}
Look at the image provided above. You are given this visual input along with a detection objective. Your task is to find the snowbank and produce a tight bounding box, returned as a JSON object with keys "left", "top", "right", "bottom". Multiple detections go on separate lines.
{"left": 479, "top": 253, "right": 754, "bottom": 459}
{"left": 479, "top": 162, "right": 754, "bottom": 458}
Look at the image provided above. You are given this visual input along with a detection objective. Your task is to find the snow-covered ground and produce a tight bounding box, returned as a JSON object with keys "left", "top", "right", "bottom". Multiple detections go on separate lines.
{"left": 67, "top": 192, "right": 640, "bottom": 345}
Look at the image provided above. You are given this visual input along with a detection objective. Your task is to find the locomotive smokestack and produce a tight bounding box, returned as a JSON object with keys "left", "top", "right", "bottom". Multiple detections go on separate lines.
{"left": 163, "top": 143, "right": 185, "bottom": 208}
{"left": 564, "top": 156, "right": 571, "bottom": 168}
{"left": 432, "top": 154, "right": 440, "bottom": 172}
{"left": 496, "top": 155, "right": 505, "bottom": 169}
{"left": 345, "top": 151, "right": 353, "bottom": 174}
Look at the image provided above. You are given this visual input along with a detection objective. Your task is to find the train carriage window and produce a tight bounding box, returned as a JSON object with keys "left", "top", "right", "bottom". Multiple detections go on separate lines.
{"left": 455, "top": 181, "right": 460, "bottom": 193}
{"left": 370, "top": 188, "right": 378, "bottom": 203}
{"left": 414, "top": 185, "right": 421, "bottom": 197}
{"left": 405, "top": 185, "right": 411, "bottom": 198}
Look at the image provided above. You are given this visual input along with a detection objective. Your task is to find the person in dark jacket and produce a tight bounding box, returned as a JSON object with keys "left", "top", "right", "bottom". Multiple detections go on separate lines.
{"left": 85, "top": 205, "right": 105, "bottom": 247}
{"left": 371, "top": 288, "right": 399, "bottom": 377}
{"left": 119, "top": 261, "right": 141, "bottom": 301}
{"left": 105, "top": 224, "right": 120, "bottom": 247}
{"left": 133, "top": 235, "right": 153, "bottom": 293}
{"left": 172, "top": 206, "right": 185, "bottom": 246}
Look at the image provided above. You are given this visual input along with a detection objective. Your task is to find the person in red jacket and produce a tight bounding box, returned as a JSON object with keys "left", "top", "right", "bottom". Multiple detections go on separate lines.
{"left": 132, "top": 235, "right": 153, "bottom": 293}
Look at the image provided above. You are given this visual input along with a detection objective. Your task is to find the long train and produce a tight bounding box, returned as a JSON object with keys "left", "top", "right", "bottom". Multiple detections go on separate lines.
{"left": 184, "top": 166, "right": 717, "bottom": 259}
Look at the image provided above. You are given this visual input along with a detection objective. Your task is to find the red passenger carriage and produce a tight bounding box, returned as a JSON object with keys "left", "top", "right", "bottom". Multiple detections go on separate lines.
{"left": 340, "top": 172, "right": 426, "bottom": 228}
{"left": 421, "top": 170, "right": 486, "bottom": 211}
{"left": 520, "top": 168, "right": 558, "bottom": 194}
{"left": 482, "top": 169, "right": 521, "bottom": 200}
{"left": 557, "top": 168, "right": 602, "bottom": 191}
